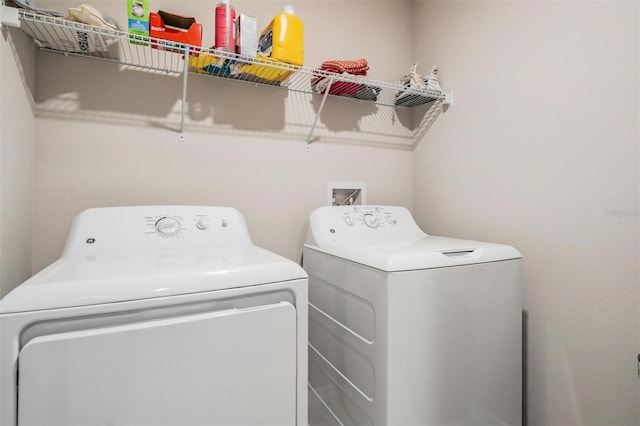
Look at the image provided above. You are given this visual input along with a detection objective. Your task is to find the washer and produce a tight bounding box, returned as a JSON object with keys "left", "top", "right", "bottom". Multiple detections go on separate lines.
{"left": 304, "top": 205, "right": 521, "bottom": 426}
{"left": 0, "top": 206, "right": 308, "bottom": 426}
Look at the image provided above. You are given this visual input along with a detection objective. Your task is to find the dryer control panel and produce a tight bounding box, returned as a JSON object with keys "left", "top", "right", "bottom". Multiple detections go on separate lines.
{"left": 62, "top": 206, "right": 252, "bottom": 256}
{"left": 146, "top": 212, "right": 227, "bottom": 238}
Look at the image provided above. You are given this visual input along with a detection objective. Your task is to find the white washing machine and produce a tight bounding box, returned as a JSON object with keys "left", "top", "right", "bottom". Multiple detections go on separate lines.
{"left": 303, "top": 205, "right": 521, "bottom": 426}
{"left": 0, "top": 206, "right": 308, "bottom": 426}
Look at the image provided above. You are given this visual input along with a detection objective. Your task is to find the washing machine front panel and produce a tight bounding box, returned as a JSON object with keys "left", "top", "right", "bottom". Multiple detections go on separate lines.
{"left": 385, "top": 260, "right": 522, "bottom": 425}
{"left": 305, "top": 247, "right": 521, "bottom": 426}
{"left": 18, "top": 301, "right": 297, "bottom": 426}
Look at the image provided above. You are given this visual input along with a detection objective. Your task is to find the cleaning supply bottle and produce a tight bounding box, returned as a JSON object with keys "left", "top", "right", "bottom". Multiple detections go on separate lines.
{"left": 257, "top": 4, "right": 303, "bottom": 66}
{"left": 214, "top": 0, "right": 236, "bottom": 52}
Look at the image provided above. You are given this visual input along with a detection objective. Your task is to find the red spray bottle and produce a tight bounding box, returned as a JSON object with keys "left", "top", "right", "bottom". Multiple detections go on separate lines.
{"left": 214, "top": 0, "right": 236, "bottom": 52}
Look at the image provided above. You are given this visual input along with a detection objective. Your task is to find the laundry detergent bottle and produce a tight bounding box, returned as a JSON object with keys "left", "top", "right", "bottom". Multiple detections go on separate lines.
{"left": 214, "top": 0, "right": 236, "bottom": 52}
{"left": 257, "top": 4, "right": 303, "bottom": 66}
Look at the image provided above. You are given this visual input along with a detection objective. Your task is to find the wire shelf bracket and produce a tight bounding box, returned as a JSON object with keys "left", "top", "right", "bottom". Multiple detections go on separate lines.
{"left": 0, "top": 5, "right": 20, "bottom": 28}
{"left": 305, "top": 75, "right": 335, "bottom": 152}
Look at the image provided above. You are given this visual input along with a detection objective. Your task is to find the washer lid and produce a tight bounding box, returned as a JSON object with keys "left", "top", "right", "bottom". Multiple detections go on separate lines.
{"left": 0, "top": 245, "right": 306, "bottom": 314}
{"left": 304, "top": 205, "right": 520, "bottom": 271}
{"left": 305, "top": 235, "right": 521, "bottom": 271}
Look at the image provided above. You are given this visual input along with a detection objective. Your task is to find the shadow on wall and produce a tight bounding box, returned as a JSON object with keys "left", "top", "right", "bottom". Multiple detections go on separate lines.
{"left": 33, "top": 50, "right": 427, "bottom": 148}
{"left": 310, "top": 93, "right": 377, "bottom": 132}
{"left": 186, "top": 74, "right": 288, "bottom": 131}
{"left": 34, "top": 52, "right": 289, "bottom": 131}
{"left": 5, "top": 27, "right": 37, "bottom": 108}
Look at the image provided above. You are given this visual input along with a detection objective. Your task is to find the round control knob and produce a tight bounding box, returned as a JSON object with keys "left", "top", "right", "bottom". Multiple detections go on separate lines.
{"left": 363, "top": 213, "right": 379, "bottom": 228}
{"left": 387, "top": 217, "right": 398, "bottom": 225}
{"left": 344, "top": 216, "right": 354, "bottom": 226}
{"left": 196, "top": 218, "right": 210, "bottom": 230}
{"left": 155, "top": 217, "right": 181, "bottom": 236}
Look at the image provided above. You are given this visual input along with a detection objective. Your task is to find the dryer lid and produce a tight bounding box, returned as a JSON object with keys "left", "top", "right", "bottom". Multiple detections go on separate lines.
{"left": 0, "top": 245, "right": 306, "bottom": 314}
{"left": 1, "top": 206, "right": 307, "bottom": 313}
{"left": 304, "top": 205, "right": 521, "bottom": 271}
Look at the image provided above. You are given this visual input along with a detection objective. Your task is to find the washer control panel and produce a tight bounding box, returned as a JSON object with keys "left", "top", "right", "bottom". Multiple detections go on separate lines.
{"left": 341, "top": 206, "right": 398, "bottom": 229}
{"left": 307, "top": 205, "right": 427, "bottom": 248}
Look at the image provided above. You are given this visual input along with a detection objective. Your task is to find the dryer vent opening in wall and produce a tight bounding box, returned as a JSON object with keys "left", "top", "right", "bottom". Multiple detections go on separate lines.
{"left": 328, "top": 182, "right": 366, "bottom": 206}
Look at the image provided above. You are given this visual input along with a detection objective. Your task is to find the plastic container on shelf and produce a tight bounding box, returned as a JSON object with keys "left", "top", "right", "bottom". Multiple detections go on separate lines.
{"left": 257, "top": 4, "right": 303, "bottom": 66}
{"left": 214, "top": 0, "right": 236, "bottom": 52}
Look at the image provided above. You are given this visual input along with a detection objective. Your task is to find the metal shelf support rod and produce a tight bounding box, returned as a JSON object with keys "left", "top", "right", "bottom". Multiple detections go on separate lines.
{"left": 178, "top": 45, "right": 189, "bottom": 143}
{"left": 305, "top": 76, "right": 335, "bottom": 152}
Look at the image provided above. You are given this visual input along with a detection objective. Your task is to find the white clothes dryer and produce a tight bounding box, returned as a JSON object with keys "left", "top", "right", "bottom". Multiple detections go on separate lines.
{"left": 0, "top": 206, "right": 308, "bottom": 426}
{"left": 303, "top": 206, "right": 521, "bottom": 426}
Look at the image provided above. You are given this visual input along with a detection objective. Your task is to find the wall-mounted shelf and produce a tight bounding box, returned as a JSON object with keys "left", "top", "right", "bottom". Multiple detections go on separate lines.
{"left": 3, "top": 7, "right": 452, "bottom": 150}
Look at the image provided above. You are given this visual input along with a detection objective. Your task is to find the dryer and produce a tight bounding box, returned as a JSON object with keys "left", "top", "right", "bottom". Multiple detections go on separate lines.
{"left": 304, "top": 205, "right": 521, "bottom": 426}
{"left": 0, "top": 206, "right": 308, "bottom": 426}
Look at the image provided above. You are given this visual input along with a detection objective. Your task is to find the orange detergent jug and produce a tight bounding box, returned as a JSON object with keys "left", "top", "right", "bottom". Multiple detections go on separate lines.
{"left": 257, "top": 4, "right": 303, "bottom": 66}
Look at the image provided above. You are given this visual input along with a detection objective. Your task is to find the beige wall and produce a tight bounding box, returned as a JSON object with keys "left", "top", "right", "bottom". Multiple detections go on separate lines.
{"left": 0, "top": 27, "right": 36, "bottom": 296}
{"left": 30, "top": 0, "right": 416, "bottom": 272}
{"left": 413, "top": 1, "right": 639, "bottom": 425}
{"left": 33, "top": 119, "right": 414, "bottom": 270}
{"left": 3, "top": 0, "right": 639, "bottom": 425}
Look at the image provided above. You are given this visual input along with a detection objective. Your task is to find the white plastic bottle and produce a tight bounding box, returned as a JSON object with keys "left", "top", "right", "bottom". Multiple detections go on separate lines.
{"left": 214, "top": 0, "right": 236, "bottom": 52}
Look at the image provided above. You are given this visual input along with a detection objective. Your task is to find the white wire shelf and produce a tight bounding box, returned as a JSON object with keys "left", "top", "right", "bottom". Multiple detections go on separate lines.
{"left": 9, "top": 8, "right": 451, "bottom": 149}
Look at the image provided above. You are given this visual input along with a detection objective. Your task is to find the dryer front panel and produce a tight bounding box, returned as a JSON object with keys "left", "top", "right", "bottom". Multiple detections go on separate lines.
{"left": 17, "top": 301, "right": 297, "bottom": 426}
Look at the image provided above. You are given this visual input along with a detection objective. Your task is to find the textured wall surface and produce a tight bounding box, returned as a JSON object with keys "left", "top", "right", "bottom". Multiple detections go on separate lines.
{"left": 412, "top": 1, "right": 639, "bottom": 425}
